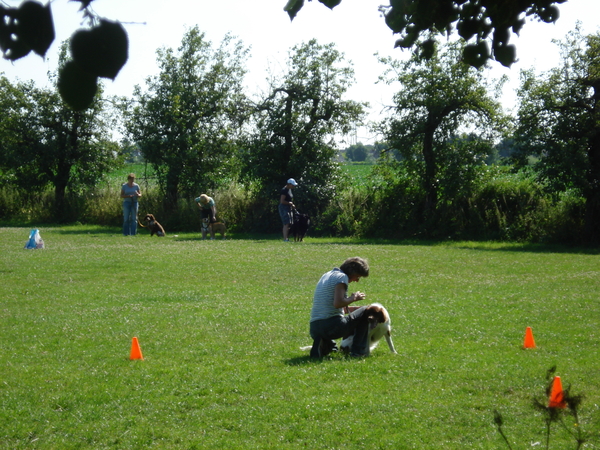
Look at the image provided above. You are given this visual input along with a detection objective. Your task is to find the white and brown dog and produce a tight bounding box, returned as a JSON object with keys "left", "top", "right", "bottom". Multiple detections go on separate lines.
{"left": 341, "top": 303, "right": 397, "bottom": 354}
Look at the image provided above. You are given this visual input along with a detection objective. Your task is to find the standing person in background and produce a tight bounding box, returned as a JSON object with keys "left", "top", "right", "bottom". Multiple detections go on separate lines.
{"left": 195, "top": 194, "right": 217, "bottom": 239}
{"left": 120, "top": 173, "right": 142, "bottom": 236}
{"left": 279, "top": 178, "right": 297, "bottom": 242}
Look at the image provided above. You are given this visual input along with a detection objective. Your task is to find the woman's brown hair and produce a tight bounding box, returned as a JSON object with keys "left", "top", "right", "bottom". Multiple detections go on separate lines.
{"left": 339, "top": 257, "right": 369, "bottom": 278}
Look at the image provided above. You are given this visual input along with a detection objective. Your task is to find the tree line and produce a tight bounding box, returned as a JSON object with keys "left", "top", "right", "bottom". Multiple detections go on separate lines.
{"left": 1, "top": 25, "right": 598, "bottom": 244}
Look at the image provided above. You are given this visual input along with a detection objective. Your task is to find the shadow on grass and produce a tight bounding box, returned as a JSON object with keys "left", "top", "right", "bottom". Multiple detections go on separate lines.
{"left": 295, "top": 239, "right": 599, "bottom": 254}
{"left": 172, "top": 233, "right": 273, "bottom": 243}
{"left": 285, "top": 352, "right": 360, "bottom": 365}
{"left": 172, "top": 235, "right": 242, "bottom": 242}
{"left": 172, "top": 236, "right": 204, "bottom": 242}
{"left": 285, "top": 355, "right": 317, "bottom": 366}
{"left": 2, "top": 223, "right": 597, "bottom": 253}
{"left": 284, "top": 354, "right": 344, "bottom": 366}
{"left": 0, "top": 223, "right": 122, "bottom": 235}
{"left": 451, "top": 243, "right": 600, "bottom": 255}
{"left": 54, "top": 226, "right": 122, "bottom": 235}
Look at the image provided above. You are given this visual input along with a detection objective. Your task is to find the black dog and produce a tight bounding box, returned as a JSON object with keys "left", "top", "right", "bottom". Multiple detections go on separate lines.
{"left": 290, "top": 211, "right": 310, "bottom": 242}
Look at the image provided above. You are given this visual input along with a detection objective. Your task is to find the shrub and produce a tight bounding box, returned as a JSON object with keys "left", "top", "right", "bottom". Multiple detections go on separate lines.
{"left": 542, "top": 189, "right": 586, "bottom": 244}
{"left": 212, "top": 181, "right": 264, "bottom": 233}
{"left": 320, "top": 185, "right": 372, "bottom": 237}
{"left": 0, "top": 186, "right": 57, "bottom": 224}
{"left": 466, "top": 171, "right": 550, "bottom": 241}
{"left": 0, "top": 186, "right": 21, "bottom": 220}
{"left": 80, "top": 183, "right": 122, "bottom": 227}
{"left": 0, "top": 164, "right": 590, "bottom": 244}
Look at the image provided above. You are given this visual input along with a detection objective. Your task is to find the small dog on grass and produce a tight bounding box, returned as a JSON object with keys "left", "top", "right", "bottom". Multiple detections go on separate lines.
{"left": 201, "top": 218, "right": 227, "bottom": 239}
{"left": 341, "top": 303, "right": 397, "bottom": 355}
{"left": 143, "top": 214, "right": 166, "bottom": 237}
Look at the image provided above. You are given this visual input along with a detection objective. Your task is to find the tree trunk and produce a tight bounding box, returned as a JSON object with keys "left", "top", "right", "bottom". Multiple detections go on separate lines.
{"left": 584, "top": 131, "right": 600, "bottom": 244}
{"left": 165, "top": 170, "right": 180, "bottom": 214}
{"left": 54, "top": 161, "right": 71, "bottom": 223}
{"left": 583, "top": 84, "right": 600, "bottom": 244}
{"left": 284, "top": 94, "right": 294, "bottom": 154}
{"left": 422, "top": 126, "right": 438, "bottom": 214}
{"left": 53, "top": 114, "right": 79, "bottom": 222}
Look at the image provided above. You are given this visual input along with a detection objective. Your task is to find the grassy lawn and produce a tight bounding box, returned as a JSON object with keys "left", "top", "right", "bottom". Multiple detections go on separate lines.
{"left": 1, "top": 226, "right": 599, "bottom": 449}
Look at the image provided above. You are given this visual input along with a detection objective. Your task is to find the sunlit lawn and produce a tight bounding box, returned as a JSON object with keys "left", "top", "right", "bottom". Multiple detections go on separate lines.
{"left": 1, "top": 226, "right": 599, "bottom": 449}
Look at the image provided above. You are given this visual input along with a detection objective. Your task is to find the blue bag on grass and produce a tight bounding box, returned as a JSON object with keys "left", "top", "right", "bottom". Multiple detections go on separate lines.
{"left": 24, "top": 229, "right": 44, "bottom": 249}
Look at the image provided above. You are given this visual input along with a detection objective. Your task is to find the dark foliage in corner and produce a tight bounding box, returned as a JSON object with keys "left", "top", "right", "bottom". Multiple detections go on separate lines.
{"left": 1, "top": 0, "right": 128, "bottom": 111}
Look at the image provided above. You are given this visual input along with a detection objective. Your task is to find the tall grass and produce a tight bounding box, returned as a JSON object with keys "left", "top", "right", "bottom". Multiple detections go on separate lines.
{"left": 1, "top": 227, "right": 598, "bottom": 449}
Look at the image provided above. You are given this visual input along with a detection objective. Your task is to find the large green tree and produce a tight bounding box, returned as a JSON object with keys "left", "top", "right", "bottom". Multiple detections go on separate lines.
{"left": 377, "top": 41, "right": 504, "bottom": 214}
{"left": 0, "top": 76, "right": 39, "bottom": 182}
{"left": 125, "top": 26, "right": 248, "bottom": 208}
{"left": 242, "top": 39, "right": 365, "bottom": 218}
{"left": 514, "top": 28, "right": 600, "bottom": 243}
{"left": 344, "top": 142, "right": 369, "bottom": 162}
{"left": 0, "top": 51, "right": 119, "bottom": 220}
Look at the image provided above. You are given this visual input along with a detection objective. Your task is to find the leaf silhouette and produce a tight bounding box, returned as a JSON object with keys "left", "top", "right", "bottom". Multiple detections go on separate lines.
{"left": 70, "top": 19, "right": 128, "bottom": 79}
{"left": 0, "top": 1, "right": 54, "bottom": 60}
{"left": 57, "top": 60, "right": 98, "bottom": 111}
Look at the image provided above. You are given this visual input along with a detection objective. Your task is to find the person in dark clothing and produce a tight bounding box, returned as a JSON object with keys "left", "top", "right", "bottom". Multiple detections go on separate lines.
{"left": 278, "top": 178, "right": 297, "bottom": 242}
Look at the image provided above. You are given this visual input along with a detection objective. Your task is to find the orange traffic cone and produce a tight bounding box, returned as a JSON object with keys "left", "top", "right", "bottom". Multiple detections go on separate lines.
{"left": 523, "top": 326, "right": 536, "bottom": 349}
{"left": 548, "top": 376, "right": 567, "bottom": 408}
{"left": 130, "top": 337, "right": 144, "bottom": 360}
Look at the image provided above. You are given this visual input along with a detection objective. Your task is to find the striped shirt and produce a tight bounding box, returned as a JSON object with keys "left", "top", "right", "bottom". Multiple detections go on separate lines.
{"left": 310, "top": 268, "right": 348, "bottom": 322}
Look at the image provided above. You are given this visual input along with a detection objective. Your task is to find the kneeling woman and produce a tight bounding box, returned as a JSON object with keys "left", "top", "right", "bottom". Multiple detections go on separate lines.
{"left": 309, "top": 257, "right": 371, "bottom": 358}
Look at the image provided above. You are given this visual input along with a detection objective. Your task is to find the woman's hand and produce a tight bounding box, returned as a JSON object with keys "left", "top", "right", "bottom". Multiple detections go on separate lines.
{"left": 351, "top": 291, "right": 366, "bottom": 302}
{"left": 333, "top": 285, "right": 366, "bottom": 309}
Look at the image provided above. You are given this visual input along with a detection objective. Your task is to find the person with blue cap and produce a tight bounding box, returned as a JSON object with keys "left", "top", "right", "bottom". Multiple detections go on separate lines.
{"left": 279, "top": 178, "right": 297, "bottom": 242}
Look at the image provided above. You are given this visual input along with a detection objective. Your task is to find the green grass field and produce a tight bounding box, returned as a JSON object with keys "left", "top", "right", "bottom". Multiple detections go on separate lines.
{"left": 1, "top": 226, "right": 599, "bottom": 449}
{"left": 340, "top": 163, "right": 373, "bottom": 187}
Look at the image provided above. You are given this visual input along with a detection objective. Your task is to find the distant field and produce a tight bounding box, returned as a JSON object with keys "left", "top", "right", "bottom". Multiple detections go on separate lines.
{"left": 1, "top": 226, "right": 598, "bottom": 449}
{"left": 111, "top": 163, "right": 373, "bottom": 186}
{"left": 106, "top": 164, "right": 156, "bottom": 186}
{"left": 340, "top": 163, "right": 373, "bottom": 186}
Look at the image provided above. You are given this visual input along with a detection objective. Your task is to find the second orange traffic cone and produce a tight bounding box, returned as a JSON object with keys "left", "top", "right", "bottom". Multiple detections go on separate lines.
{"left": 548, "top": 376, "right": 567, "bottom": 408}
{"left": 130, "top": 337, "right": 144, "bottom": 360}
{"left": 523, "top": 326, "right": 536, "bottom": 349}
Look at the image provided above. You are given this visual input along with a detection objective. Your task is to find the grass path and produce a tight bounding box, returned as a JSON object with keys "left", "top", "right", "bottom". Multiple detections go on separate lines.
{"left": 1, "top": 226, "right": 599, "bottom": 449}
